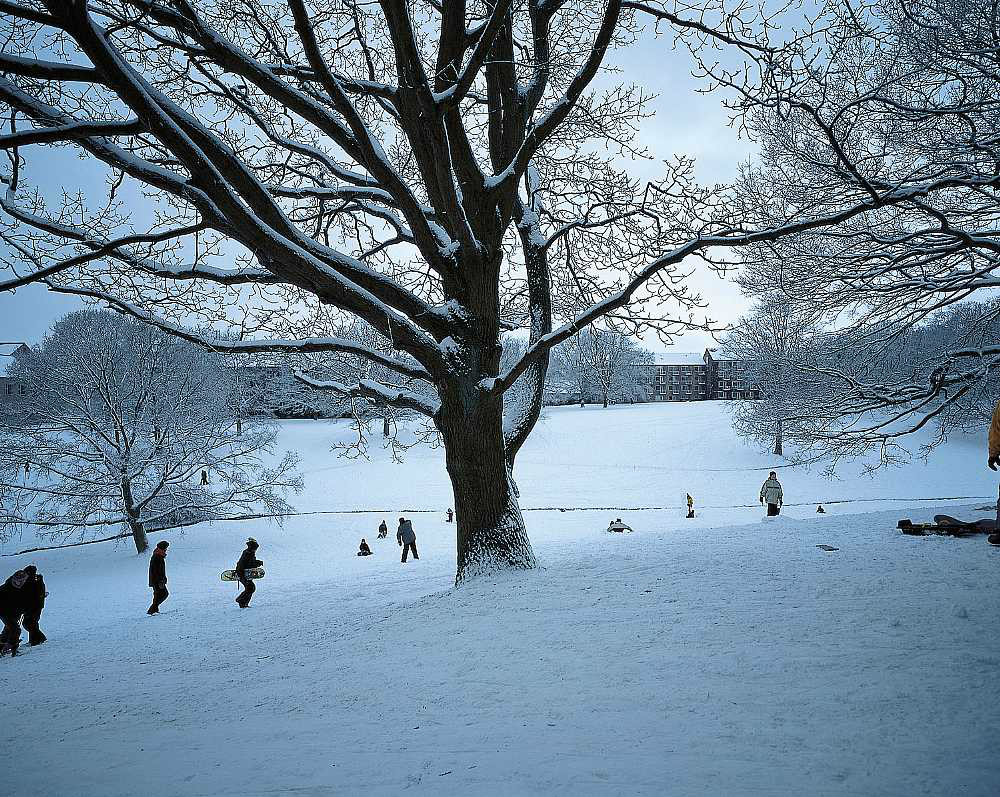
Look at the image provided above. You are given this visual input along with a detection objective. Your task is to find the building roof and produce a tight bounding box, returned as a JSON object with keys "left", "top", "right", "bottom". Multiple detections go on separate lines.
{"left": 648, "top": 351, "right": 706, "bottom": 366}
{"left": 0, "top": 343, "right": 28, "bottom": 358}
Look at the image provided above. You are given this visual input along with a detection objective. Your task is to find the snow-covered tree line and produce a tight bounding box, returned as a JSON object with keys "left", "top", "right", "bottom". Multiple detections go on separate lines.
{"left": 504, "top": 328, "right": 653, "bottom": 408}
{"left": 0, "top": 310, "right": 302, "bottom": 552}
{"left": 1, "top": 0, "right": 993, "bottom": 581}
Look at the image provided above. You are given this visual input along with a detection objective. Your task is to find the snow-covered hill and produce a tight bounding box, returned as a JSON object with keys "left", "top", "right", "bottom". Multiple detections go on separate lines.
{"left": 3, "top": 403, "right": 999, "bottom": 796}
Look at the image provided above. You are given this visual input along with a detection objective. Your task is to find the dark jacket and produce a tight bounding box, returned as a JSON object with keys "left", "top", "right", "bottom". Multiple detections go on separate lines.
{"left": 22, "top": 574, "right": 45, "bottom": 616}
{"left": 0, "top": 577, "right": 27, "bottom": 617}
{"left": 236, "top": 548, "right": 263, "bottom": 574}
{"left": 148, "top": 551, "right": 167, "bottom": 588}
{"left": 396, "top": 520, "right": 416, "bottom": 545}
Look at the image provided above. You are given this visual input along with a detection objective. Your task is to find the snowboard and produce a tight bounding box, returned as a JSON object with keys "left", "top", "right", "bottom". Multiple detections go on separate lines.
{"left": 220, "top": 567, "right": 265, "bottom": 582}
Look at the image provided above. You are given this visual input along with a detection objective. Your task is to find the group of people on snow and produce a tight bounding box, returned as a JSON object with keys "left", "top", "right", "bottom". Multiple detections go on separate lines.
{"left": 0, "top": 565, "right": 47, "bottom": 657}
{"left": 359, "top": 517, "right": 420, "bottom": 561}
{"left": 146, "top": 537, "right": 263, "bottom": 615}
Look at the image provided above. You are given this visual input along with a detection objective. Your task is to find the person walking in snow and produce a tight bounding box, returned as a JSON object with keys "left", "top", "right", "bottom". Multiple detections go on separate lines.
{"left": 377, "top": 519, "right": 388, "bottom": 539}
{"left": 760, "top": 472, "right": 783, "bottom": 517}
{"left": 147, "top": 541, "right": 170, "bottom": 615}
{"left": 358, "top": 538, "right": 373, "bottom": 557}
{"left": 235, "top": 538, "right": 263, "bottom": 608}
{"left": 0, "top": 569, "right": 28, "bottom": 657}
{"left": 20, "top": 565, "right": 46, "bottom": 646}
{"left": 397, "top": 517, "right": 418, "bottom": 562}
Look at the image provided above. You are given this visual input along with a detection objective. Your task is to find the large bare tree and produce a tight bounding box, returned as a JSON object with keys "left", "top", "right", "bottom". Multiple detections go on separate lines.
{"left": 1, "top": 0, "right": 985, "bottom": 580}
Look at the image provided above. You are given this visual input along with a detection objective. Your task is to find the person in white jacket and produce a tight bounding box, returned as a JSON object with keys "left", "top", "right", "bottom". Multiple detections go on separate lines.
{"left": 760, "top": 472, "right": 783, "bottom": 517}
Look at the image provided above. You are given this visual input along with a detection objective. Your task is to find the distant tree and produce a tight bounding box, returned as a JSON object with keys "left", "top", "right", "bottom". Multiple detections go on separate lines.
{"left": 0, "top": 311, "right": 302, "bottom": 552}
{"left": 721, "top": 297, "right": 819, "bottom": 456}
{"left": 581, "top": 328, "right": 653, "bottom": 408}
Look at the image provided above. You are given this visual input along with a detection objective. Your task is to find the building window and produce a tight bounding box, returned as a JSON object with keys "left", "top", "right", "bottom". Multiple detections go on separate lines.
{"left": 4, "top": 384, "right": 11, "bottom": 395}
{"left": 18, "top": 385, "right": 25, "bottom": 395}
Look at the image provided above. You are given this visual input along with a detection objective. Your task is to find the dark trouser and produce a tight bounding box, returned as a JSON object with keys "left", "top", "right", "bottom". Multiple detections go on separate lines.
{"left": 767, "top": 503, "right": 780, "bottom": 517}
{"left": 401, "top": 542, "right": 418, "bottom": 562}
{"left": 1, "top": 613, "right": 22, "bottom": 654}
{"left": 236, "top": 576, "right": 256, "bottom": 607}
{"left": 22, "top": 612, "right": 46, "bottom": 645}
{"left": 148, "top": 585, "right": 168, "bottom": 614}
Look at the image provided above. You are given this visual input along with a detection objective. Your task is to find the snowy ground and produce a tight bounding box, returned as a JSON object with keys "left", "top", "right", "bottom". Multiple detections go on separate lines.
{"left": 3, "top": 403, "right": 1000, "bottom": 796}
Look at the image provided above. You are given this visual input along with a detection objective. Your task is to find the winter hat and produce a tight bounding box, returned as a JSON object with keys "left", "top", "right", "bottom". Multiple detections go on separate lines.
{"left": 156, "top": 540, "right": 170, "bottom": 551}
{"left": 246, "top": 537, "right": 259, "bottom": 549}
{"left": 23, "top": 565, "right": 37, "bottom": 576}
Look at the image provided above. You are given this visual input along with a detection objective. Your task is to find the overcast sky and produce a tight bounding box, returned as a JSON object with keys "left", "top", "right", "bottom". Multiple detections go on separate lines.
{"left": 0, "top": 19, "right": 754, "bottom": 355}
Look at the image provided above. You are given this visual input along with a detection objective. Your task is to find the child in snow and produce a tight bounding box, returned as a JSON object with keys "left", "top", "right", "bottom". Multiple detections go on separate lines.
{"left": 760, "top": 472, "right": 783, "bottom": 517}
{"left": 686, "top": 494, "right": 695, "bottom": 519}
{"left": 358, "top": 539, "right": 373, "bottom": 556}
{"left": 377, "top": 520, "right": 388, "bottom": 539}
{"left": 607, "top": 518, "right": 632, "bottom": 533}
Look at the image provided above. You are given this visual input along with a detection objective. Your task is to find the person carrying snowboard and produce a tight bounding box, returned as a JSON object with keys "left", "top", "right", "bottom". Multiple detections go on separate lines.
{"left": 358, "top": 538, "right": 373, "bottom": 556}
{"left": 21, "top": 565, "right": 46, "bottom": 646}
{"left": 377, "top": 520, "right": 388, "bottom": 539}
{"left": 397, "top": 517, "right": 418, "bottom": 562}
{"left": 235, "top": 538, "right": 263, "bottom": 608}
{"left": 147, "top": 541, "right": 170, "bottom": 615}
{"left": 0, "top": 569, "right": 28, "bottom": 657}
{"left": 760, "top": 472, "right": 783, "bottom": 517}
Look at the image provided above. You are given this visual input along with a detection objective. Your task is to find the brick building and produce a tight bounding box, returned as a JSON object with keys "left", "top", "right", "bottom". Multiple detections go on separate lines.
{"left": 641, "top": 348, "right": 759, "bottom": 402}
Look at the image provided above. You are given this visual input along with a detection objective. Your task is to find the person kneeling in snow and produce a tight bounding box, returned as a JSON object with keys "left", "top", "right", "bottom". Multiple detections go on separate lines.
{"left": 760, "top": 472, "right": 783, "bottom": 517}
{"left": 358, "top": 539, "right": 373, "bottom": 557}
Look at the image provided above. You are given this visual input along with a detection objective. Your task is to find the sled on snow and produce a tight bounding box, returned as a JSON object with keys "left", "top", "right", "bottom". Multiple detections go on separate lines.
{"left": 220, "top": 567, "right": 265, "bottom": 582}
{"left": 897, "top": 515, "right": 995, "bottom": 537}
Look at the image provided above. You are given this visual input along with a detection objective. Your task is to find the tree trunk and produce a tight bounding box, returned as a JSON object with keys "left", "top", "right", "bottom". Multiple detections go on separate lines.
{"left": 129, "top": 519, "right": 148, "bottom": 554}
{"left": 121, "top": 477, "right": 148, "bottom": 553}
{"left": 437, "top": 387, "right": 536, "bottom": 583}
{"left": 774, "top": 418, "right": 783, "bottom": 457}
{"left": 383, "top": 415, "right": 390, "bottom": 437}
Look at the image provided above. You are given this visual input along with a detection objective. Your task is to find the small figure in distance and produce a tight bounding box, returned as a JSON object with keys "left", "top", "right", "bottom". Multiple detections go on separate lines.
{"left": 760, "top": 471, "right": 783, "bottom": 517}
{"left": 607, "top": 518, "right": 632, "bottom": 533}
{"left": 147, "top": 541, "right": 169, "bottom": 615}
{"left": 397, "top": 517, "right": 419, "bottom": 563}
{"left": 986, "top": 396, "right": 1000, "bottom": 544}
{"left": 686, "top": 494, "right": 695, "bottom": 519}
{"left": 357, "top": 538, "right": 373, "bottom": 557}
{"left": 200, "top": 469, "right": 209, "bottom": 486}
{"left": 446, "top": 508, "right": 454, "bottom": 523}
{"left": 377, "top": 519, "right": 388, "bottom": 539}
{"left": 816, "top": 504, "right": 826, "bottom": 514}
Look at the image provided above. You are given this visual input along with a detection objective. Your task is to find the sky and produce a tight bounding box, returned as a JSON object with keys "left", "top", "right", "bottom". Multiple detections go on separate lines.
{"left": 0, "top": 15, "right": 755, "bottom": 352}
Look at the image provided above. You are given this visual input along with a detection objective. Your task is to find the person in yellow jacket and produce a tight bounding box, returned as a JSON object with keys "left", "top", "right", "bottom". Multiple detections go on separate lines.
{"left": 686, "top": 493, "right": 695, "bottom": 519}
{"left": 988, "top": 401, "right": 1000, "bottom": 544}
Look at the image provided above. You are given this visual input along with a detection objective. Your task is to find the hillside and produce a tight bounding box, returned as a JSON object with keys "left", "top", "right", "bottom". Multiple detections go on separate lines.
{"left": 3, "top": 402, "right": 999, "bottom": 796}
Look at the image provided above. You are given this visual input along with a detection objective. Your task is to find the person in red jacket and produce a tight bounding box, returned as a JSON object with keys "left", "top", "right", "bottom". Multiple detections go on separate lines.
{"left": 147, "top": 541, "right": 169, "bottom": 615}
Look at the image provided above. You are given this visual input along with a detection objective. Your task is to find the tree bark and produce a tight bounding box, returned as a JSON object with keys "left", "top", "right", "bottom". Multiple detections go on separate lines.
{"left": 121, "top": 477, "right": 148, "bottom": 553}
{"left": 437, "top": 381, "right": 536, "bottom": 583}
{"left": 774, "top": 418, "right": 783, "bottom": 457}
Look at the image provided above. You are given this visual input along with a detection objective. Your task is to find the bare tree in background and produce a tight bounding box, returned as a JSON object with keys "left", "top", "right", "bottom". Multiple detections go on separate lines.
{"left": 580, "top": 327, "right": 653, "bottom": 408}
{"left": 0, "top": 311, "right": 301, "bottom": 552}
{"left": 724, "top": 0, "right": 1000, "bottom": 460}
{"left": 721, "top": 296, "right": 818, "bottom": 456}
{"left": 0, "top": 0, "right": 986, "bottom": 580}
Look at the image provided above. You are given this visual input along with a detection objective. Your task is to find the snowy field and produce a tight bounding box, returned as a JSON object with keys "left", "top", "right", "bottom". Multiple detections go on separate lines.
{"left": 2, "top": 402, "right": 1000, "bottom": 797}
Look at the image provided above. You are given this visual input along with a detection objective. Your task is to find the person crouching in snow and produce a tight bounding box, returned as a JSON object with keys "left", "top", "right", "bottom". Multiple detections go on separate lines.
{"left": 147, "top": 541, "right": 170, "bottom": 615}
{"left": 397, "top": 517, "right": 418, "bottom": 562}
{"left": 235, "top": 538, "right": 263, "bottom": 608}
{"left": 760, "top": 472, "right": 783, "bottom": 517}
{"left": 358, "top": 538, "right": 373, "bottom": 556}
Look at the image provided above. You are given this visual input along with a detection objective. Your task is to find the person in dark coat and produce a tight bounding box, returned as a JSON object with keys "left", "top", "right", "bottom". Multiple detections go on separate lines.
{"left": 357, "top": 538, "right": 373, "bottom": 556}
{"left": 235, "top": 538, "right": 263, "bottom": 608}
{"left": 0, "top": 569, "right": 29, "bottom": 656}
{"left": 396, "top": 517, "right": 418, "bottom": 562}
{"left": 446, "top": 508, "right": 454, "bottom": 523}
{"left": 377, "top": 520, "right": 388, "bottom": 539}
{"left": 147, "top": 541, "right": 169, "bottom": 615}
{"left": 21, "top": 565, "right": 46, "bottom": 646}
